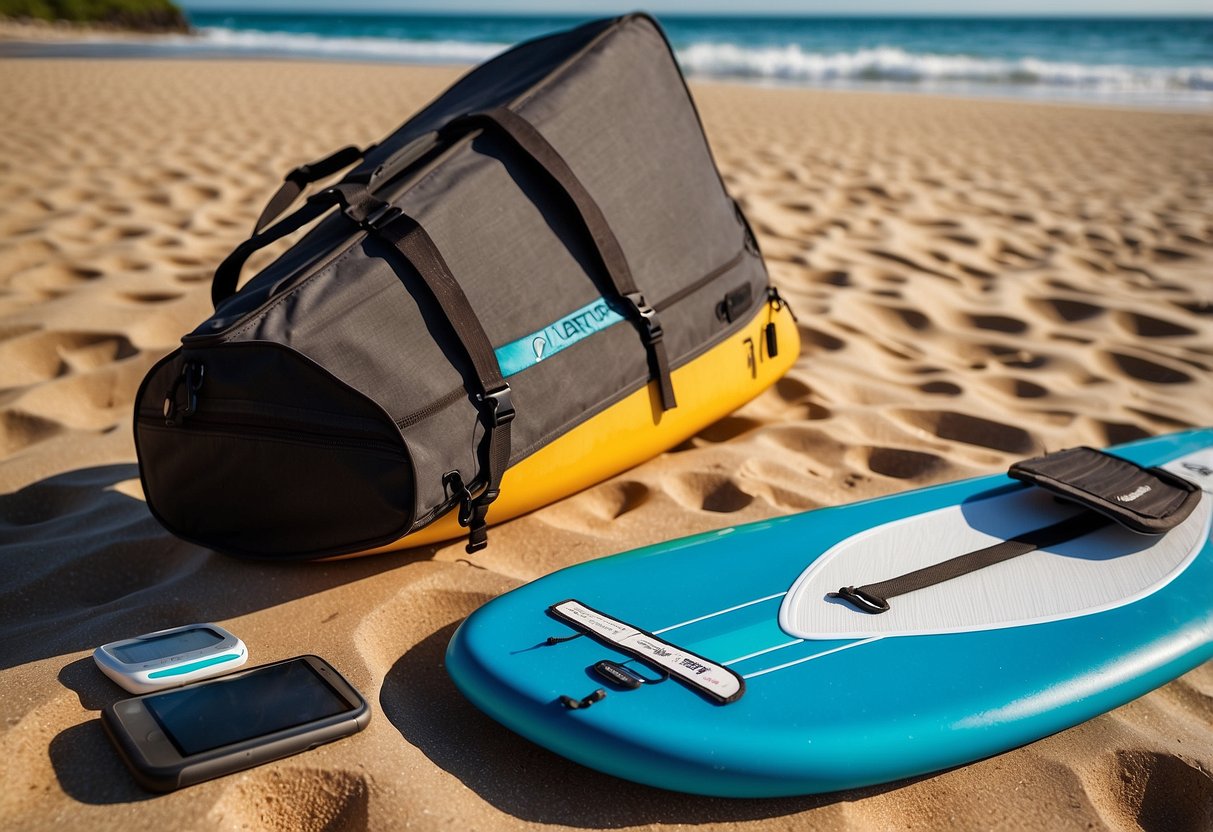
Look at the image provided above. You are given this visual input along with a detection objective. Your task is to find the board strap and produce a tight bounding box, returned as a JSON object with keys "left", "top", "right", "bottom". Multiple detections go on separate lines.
{"left": 832, "top": 447, "right": 1202, "bottom": 615}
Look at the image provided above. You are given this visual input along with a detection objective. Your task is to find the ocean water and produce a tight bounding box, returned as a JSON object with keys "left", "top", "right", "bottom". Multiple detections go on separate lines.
{"left": 22, "top": 12, "right": 1213, "bottom": 108}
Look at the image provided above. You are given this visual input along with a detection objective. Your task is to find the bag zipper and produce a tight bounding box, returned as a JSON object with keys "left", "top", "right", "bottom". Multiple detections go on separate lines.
{"left": 159, "top": 415, "right": 406, "bottom": 455}
{"left": 652, "top": 247, "right": 747, "bottom": 313}
{"left": 148, "top": 360, "right": 404, "bottom": 456}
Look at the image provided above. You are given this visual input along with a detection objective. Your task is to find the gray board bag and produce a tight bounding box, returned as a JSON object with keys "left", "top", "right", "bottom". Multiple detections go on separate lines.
{"left": 133, "top": 13, "right": 779, "bottom": 559}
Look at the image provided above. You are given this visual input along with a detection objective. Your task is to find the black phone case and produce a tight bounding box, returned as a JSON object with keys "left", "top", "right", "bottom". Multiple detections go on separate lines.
{"left": 100, "top": 655, "right": 371, "bottom": 792}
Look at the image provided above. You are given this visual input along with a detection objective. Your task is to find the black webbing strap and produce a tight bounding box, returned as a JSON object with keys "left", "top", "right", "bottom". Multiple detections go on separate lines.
{"left": 212, "top": 183, "right": 391, "bottom": 308}
{"left": 253, "top": 145, "right": 365, "bottom": 235}
{"left": 831, "top": 446, "right": 1202, "bottom": 614}
{"left": 369, "top": 209, "right": 513, "bottom": 553}
{"left": 444, "top": 107, "right": 677, "bottom": 411}
{"left": 830, "top": 512, "right": 1113, "bottom": 614}
{"left": 212, "top": 194, "right": 337, "bottom": 308}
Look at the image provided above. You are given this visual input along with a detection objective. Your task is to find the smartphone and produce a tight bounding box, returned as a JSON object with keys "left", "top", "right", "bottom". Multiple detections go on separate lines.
{"left": 101, "top": 655, "right": 370, "bottom": 792}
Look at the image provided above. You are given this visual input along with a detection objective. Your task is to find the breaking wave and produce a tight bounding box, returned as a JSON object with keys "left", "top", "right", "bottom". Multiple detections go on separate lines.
{"left": 675, "top": 42, "right": 1213, "bottom": 93}
{"left": 164, "top": 27, "right": 1213, "bottom": 104}
{"left": 191, "top": 26, "right": 510, "bottom": 65}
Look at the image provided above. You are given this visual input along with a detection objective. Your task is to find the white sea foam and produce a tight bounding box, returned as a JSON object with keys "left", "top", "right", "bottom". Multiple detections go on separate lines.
{"left": 102, "top": 27, "right": 1212, "bottom": 107}
{"left": 188, "top": 26, "right": 510, "bottom": 65}
{"left": 675, "top": 42, "right": 1213, "bottom": 93}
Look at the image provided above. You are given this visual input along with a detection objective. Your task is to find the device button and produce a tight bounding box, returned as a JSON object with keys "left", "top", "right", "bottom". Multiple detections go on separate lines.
{"left": 146, "top": 729, "right": 166, "bottom": 744}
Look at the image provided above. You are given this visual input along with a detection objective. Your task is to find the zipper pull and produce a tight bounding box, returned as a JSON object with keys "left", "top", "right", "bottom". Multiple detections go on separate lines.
{"left": 163, "top": 361, "right": 205, "bottom": 426}
{"left": 764, "top": 286, "right": 797, "bottom": 360}
{"left": 767, "top": 286, "right": 798, "bottom": 322}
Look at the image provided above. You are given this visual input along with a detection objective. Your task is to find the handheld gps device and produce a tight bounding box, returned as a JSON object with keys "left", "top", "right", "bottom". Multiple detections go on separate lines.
{"left": 94, "top": 623, "right": 248, "bottom": 693}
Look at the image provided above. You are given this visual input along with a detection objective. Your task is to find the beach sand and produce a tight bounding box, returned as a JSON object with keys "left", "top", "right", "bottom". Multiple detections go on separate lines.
{"left": 1, "top": 57, "right": 1211, "bottom": 830}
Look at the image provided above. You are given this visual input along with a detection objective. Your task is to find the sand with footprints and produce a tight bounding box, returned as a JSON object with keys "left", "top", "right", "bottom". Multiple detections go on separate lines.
{"left": 1, "top": 59, "right": 1211, "bottom": 830}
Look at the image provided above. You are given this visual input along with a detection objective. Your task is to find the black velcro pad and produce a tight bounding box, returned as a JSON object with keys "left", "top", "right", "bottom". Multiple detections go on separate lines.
{"left": 1008, "top": 446, "right": 1200, "bottom": 535}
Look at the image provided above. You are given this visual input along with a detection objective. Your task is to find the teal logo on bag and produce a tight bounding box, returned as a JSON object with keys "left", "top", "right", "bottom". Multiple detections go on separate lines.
{"left": 496, "top": 297, "right": 625, "bottom": 377}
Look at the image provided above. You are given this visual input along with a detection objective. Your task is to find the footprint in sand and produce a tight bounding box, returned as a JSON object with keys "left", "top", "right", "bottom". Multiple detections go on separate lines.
{"left": 0, "top": 330, "right": 138, "bottom": 388}
{"left": 895, "top": 409, "right": 1037, "bottom": 455}
{"left": 667, "top": 472, "right": 754, "bottom": 514}
{"left": 1104, "top": 750, "right": 1213, "bottom": 832}
{"left": 865, "top": 446, "right": 946, "bottom": 480}
{"left": 207, "top": 768, "right": 370, "bottom": 830}
{"left": 1114, "top": 310, "right": 1197, "bottom": 338}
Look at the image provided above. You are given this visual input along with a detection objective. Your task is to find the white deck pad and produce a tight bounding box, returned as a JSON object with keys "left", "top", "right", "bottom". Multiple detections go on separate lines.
{"left": 781, "top": 451, "right": 1212, "bottom": 640}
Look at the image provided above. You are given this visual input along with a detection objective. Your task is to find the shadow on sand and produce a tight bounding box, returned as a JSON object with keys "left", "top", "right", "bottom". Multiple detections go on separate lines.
{"left": 0, "top": 464, "right": 434, "bottom": 673}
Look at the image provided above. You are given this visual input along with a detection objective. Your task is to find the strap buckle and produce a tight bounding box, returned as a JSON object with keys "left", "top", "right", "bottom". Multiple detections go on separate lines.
{"left": 477, "top": 384, "right": 515, "bottom": 427}
{"left": 362, "top": 201, "right": 402, "bottom": 230}
{"left": 624, "top": 292, "right": 663, "bottom": 345}
{"left": 443, "top": 471, "right": 475, "bottom": 527}
{"left": 310, "top": 185, "right": 400, "bottom": 230}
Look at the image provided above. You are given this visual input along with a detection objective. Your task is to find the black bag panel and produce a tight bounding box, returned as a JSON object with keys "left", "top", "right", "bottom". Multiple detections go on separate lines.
{"left": 197, "top": 214, "right": 362, "bottom": 337}
{"left": 134, "top": 344, "right": 416, "bottom": 559}
{"left": 398, "top": 130, "right": 611, "bottom": 347}
{"left": 656, "top": 248, "right": 768, "bottom": 367}
{"left": 353, "top": 17, "right": 619, "bottom": 180}
{"left": 398, "top": 392, "right": 483, "bottom": 528}
{"left": 518, "top": 17, "right": 744, "bottom": 305}
{"left": 204, "top": 235, "right": 483, "bottom": 431}
{"left": 136, "top": 423, "right": 413, "bottom": 559}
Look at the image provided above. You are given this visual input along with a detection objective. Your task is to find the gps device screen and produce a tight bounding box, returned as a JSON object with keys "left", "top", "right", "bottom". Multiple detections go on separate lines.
{"left": 144, "top": 659, "right": 352, "bottom": 756}
{"left": 111, "top": 628, "right": 225, "bottom": 664}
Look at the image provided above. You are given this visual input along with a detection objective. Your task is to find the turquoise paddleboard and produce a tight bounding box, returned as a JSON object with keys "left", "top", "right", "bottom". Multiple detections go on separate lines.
{"left": 446, "top": 430, "right": 1213, "bottom": 797}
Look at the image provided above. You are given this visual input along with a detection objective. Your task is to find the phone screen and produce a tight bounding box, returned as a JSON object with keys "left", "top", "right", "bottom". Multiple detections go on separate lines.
{"left": 144, "top": 659, "right": 352, "bottom": 756}
{"left": 111, "top": 628, "right": 225, "bottom": 664}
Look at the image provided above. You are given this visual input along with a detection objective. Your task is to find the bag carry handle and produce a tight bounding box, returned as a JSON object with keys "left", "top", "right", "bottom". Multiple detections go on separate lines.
{"left": 446, "top": 107, "right": 676, "bottom": 411}
{"left": 253, "top": 145, "right": 365, "bottom": 235}
{"left": 213, "top": 193, "right": 336, "bottom": 308}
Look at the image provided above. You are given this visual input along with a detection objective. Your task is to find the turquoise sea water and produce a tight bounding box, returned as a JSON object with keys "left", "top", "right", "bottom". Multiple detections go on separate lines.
{"left": 187, "top": 12, "right": 1213, "bottom": 106}
{"left": 13, "top": 12, "right": 1213, "bottom": 107}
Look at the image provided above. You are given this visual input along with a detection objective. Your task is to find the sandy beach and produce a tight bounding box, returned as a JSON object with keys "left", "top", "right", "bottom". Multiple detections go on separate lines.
{"left": 1, "top": 56, "right": 1211, "bottom": 830}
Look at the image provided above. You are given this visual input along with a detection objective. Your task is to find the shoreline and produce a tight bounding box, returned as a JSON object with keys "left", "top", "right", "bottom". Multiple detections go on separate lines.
{"left": 0, "top": 23, "right": 1208, "bottom": 114}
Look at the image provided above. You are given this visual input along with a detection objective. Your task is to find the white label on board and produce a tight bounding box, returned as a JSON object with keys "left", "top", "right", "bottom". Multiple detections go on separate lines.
{"left": 549, "top": 600, "right": 744, "bottom": 703}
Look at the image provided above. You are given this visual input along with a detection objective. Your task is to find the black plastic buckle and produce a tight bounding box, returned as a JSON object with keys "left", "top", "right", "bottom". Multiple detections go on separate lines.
{"left": 309, "top": 185, "right": 400, "bottom": 230}
{"left": 443, "top": 471, "right": 474, "bottom": 527}
{"left": 361, "top": 201, "right": 402, "bottom": 231}
{"left": 624, "top": 292, "right": 663, "bottom": 344}
{"left": 163, "top": 361, "right": 204, "bottom": 426}
{"left": 464, "top": 498, "right": 494, "bottom": 553}
{"left": 478, "top": 385, "right": 515, "bottom": 427}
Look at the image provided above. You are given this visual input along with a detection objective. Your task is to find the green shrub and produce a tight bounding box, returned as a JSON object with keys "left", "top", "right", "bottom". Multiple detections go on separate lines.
{"left": 0, "top": 0, "right": 189, "bottom": 31}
